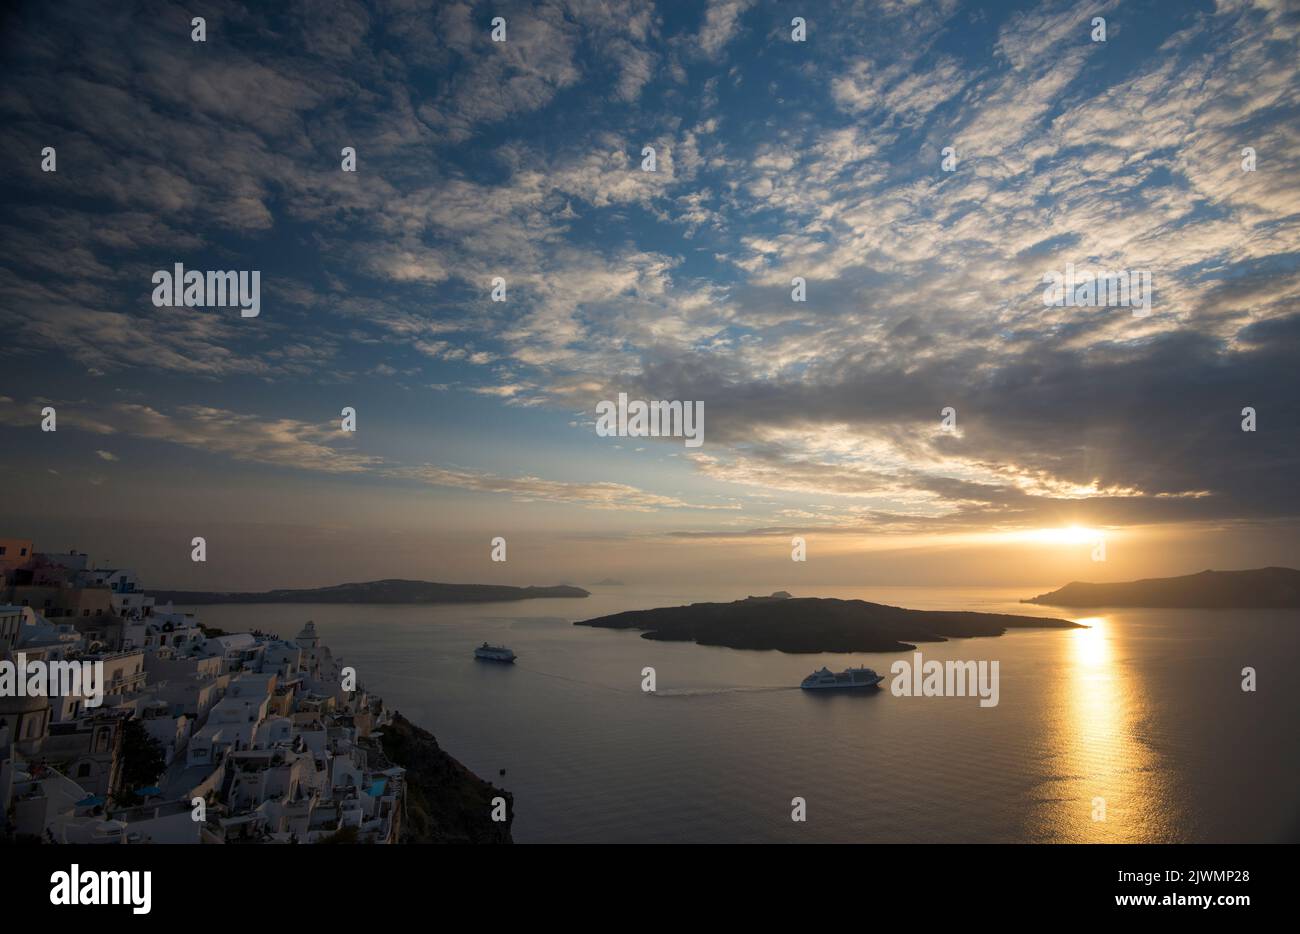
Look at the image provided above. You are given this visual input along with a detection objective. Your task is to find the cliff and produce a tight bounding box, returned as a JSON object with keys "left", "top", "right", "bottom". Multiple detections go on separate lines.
{"left": 1024, "top": 567, "right": 1300, "bottom": 608}
{"left": 379, "top": 712, "right": 513, "bottom": 844}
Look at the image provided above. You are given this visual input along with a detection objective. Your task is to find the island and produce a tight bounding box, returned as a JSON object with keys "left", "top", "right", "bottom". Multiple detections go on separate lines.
{"left": 151, "top": 579, "right": 590, "bottom": 605}
{"left": 1023, "top": 567, "right": 1300, "bottom": 608}
{"left": 574, "top": 592, "right": 1081, "bottom": 653}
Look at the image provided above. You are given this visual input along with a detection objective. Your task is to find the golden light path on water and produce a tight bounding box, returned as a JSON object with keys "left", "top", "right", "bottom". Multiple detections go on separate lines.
{"left": 1043, "top": 614, "right": 1178, "bottom": 842}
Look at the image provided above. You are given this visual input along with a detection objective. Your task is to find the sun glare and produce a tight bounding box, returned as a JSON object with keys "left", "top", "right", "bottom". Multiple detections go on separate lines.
{"left": 1020, "top": 525, "right": 1103, "bottom": 545}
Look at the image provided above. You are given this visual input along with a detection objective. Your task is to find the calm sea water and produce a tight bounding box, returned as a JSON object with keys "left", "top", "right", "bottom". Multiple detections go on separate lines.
{"left": 188, "top": 586, "right": 1300, "bottom": 843}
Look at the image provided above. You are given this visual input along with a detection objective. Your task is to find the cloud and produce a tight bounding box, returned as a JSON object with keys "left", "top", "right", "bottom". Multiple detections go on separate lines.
{"left": 693, "top": 0, "right": 754, "bottom": 58}
{"left": 0, "top": 395, "right": 724, "bottom": 514}
{"left": 395, "top": 465, "right": 737, "bottom": 512}
{"left": 1, "top": 0, "right": 1297, "bottom": 543}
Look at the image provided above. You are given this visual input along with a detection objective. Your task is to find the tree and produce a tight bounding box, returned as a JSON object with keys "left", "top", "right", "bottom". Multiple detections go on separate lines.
{"left": 117, "top": 718, "right": 166, "bottom": 803}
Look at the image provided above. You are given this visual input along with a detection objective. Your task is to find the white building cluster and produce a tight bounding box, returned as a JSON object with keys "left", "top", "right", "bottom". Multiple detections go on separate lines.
{"left": 1, "top": 541, "right": 405, "bottom": 844}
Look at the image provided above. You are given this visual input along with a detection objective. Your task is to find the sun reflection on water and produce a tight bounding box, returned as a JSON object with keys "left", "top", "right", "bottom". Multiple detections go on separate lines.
{"left": 1072, "top": 616, "right": 1109, "bottom": 669}
{"left": 1034, "top": 614, "right": 1176, "bottom": 842}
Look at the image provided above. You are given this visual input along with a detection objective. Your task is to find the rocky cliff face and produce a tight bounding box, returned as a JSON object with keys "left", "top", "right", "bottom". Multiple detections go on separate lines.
{"left": 380, "top": 712, "right": 513, "bottom": 844}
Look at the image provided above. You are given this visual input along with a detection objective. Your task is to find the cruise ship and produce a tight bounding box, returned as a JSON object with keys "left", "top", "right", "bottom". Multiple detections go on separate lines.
{"left": 800, "top": 665, "right": 883, "bottom": 690}
{"left": 473, "top": 642, "right": 516, "bottom": 663}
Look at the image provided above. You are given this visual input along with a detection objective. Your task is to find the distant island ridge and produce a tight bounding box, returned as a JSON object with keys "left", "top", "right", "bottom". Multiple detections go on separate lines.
{"left": 1024, "top": 567, "right": 1300, "bottom": 608}
{"left": 153, "top": 578, "right": 590, "bottom": 605}
{"left": 575, "top": 591, "right": 1081, "bottom": 653}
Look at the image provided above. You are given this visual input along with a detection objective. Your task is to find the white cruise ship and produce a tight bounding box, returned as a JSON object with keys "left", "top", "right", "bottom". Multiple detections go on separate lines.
{"left": 800, "top": 665, "right": 883, "bottom": 690}
{"left": 473, "top": 642, "right": 516, "bottom": 663}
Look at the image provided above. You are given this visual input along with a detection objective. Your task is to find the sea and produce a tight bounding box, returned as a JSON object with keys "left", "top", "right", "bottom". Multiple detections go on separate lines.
{"left": 186, "top": 585, "right": 1300, "bottom": 843}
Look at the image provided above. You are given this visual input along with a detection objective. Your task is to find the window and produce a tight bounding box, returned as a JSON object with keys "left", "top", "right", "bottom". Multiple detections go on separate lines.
{"left": 0, "top": 546, "right": 6, "bottom": 555}
{"left": 20, "top": 548, "right": 27, "bottom": 556}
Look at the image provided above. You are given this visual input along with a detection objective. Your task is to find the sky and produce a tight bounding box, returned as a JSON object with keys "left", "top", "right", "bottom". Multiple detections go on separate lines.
{"left": 1, "top": 0, "right": 1297, "bottom": 591}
